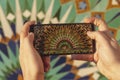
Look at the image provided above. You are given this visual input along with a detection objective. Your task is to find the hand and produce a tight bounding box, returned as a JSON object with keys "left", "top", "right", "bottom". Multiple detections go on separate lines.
{"left": 19, "top": 21, "right": 50, "bottom": 80}
{"left": 72, "top": 17, "right": 120, "bottom": 79}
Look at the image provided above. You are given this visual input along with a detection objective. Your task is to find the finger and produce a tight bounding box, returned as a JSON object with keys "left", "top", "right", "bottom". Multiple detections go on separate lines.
{"left": 71, "top": 54, "right": 94, "bottom": 61}
{"left": 103, "top": 31, "right": 117, "bottom": 43}
{"left": 94, "top": 52, "right": 99, "bottom": 63}
{"left": 42, "top": 56, "right": 50, "bottom": 72}
{"left": 87, "top": 31, "right": 110, "bottom": 45}
{"left": 103, "top": 31, "right": 114, "bottom": 41}
{"left": 20, "top": 21, "right": 35, "bottom": 43}
{"left": 84, "top": 17, "right": 108, "bottom": 31}
{"left": 28, "top": 32, "right": 34, "bottom": 44}
{"left": 22, "top": 32, "right": 34, "bottom": 50}
{"left": 21, "top": 21, "right": 35, "bottom": 37}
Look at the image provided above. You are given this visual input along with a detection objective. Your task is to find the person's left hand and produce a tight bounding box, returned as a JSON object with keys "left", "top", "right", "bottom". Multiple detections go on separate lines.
{"left": 19, "top": 21, "right": 50, "bottom": 80}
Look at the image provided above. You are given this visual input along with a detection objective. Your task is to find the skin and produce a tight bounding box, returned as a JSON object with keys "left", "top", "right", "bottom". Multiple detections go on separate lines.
{"left": 72, "top": 17, "right": 120, "bottom": 79}
{"left": 19, "top": 17, "right": 120, "bottom": 80}
{"left": 19, "top": 21, "right": 50, "bottom": 80}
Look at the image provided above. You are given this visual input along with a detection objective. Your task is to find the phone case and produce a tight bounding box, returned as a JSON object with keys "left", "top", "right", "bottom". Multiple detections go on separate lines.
{"left": 30, "top": 23, "right": 95, "bottom": 56}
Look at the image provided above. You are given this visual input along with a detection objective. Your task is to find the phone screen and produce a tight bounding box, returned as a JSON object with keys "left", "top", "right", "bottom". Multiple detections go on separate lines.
{"left": 30, "top": 23, "right": 95, "bottom": 55}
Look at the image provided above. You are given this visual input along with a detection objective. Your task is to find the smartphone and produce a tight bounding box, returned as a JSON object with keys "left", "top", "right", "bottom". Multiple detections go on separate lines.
{"left": 30, "top": 23, "right": 95, "bottom": 56}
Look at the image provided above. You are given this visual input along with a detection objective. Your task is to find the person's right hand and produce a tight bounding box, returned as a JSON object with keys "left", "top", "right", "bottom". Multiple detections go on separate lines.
{"left": 72, "top": 17, "right": 120, "bottom": 79}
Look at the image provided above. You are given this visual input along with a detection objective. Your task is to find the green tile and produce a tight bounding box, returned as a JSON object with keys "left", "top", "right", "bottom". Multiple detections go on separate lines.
{"left": 116, "top": 30, "right": 120, "bottom": 40}
{"left": 26, "top": 0, "right": 33, "bottom": 11}
{"left": 74, "top": 12, "right": 91, "bottom": 23}
{"left": 51, "top": 0, "right": 60, "bottom": 18}
{"left": 105, "top": 8, "right": 120, "bottom": 22}
{"left": 59, "top": 1, "right": 73, "bottom": 21}
{"left": 37, "top": 0, "right": 43, "bottom": 12}
{"left": 44, "top": 0, "right": 52, "bottom": 12}
{"left": 91, "top": 0, "right": 108, "bottom": 11}
{"left": 66, "top": 2, "right": 76, "bottom": 23}
{"left": 8, "top": 0, "right": 15, "bottom": 13}
{"left": 0, "top": 0, "right": 7, "bottom": 15}
{"left": 19, "top": 0, "right": 27, "bottom": 12}
{"left": 108, "top": 16, "right": 120, "bottom": 29}
{"left": 89, "top": 0, "right": 98, "bottom": 9}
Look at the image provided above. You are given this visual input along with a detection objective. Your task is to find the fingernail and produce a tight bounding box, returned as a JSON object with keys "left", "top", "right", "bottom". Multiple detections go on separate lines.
{"left": 87, "top": 31, "right": 91, "bottom": 34}
{"left": 87, "top": 31, "right": 92, "bottom": 36}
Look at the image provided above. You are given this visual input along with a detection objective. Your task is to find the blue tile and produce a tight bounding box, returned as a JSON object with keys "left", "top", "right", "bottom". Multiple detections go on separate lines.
{"left": 0, "top": 43, "right": 8, "bottom": 57}
{"left": 8, "top": 40, "right": 16, "bottom": 56}
{"left": 10, "top": 23, "right": 16, "bottom": 36}
{"left": 54, "top": 56, "right": 66, "bottom": 67}
{"left": 61, "top": 72, "right": 75, "bottom": 79}
{"left": 58, "top": 64, "right": 72, "bottom": 73}
{"left": 0, "top": 28, "right": 5, "bottom": 38}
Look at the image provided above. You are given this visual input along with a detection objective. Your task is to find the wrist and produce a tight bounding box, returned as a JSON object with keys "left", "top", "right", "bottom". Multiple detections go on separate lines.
{"left": 24, "top": 72, "right": 44, "bottom": 80}
{"left": 110, "top": 65, "right": 120, "bottom": 80}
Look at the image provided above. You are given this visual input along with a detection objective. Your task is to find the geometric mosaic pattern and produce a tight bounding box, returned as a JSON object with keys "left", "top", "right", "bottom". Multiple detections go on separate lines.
{"left": 33, "top": 24, "right": 94, "bottom": 55}
{"left": 0, "top": 0, "right": 120, "bottom": 80}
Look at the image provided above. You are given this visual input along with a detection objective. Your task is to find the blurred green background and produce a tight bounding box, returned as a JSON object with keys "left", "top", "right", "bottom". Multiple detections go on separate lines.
{"left": 0, "top": 0, "right": 120, "bottom": 80}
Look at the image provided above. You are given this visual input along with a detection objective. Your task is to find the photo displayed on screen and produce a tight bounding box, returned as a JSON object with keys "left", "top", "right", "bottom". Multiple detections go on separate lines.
{"left": 30, "top": 23, "right": 95, "bottom": 55}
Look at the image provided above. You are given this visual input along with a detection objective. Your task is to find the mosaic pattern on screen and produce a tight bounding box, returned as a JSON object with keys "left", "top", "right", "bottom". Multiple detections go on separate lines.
{"left": 33, "top": 23, "right": 95, "bottom": 55}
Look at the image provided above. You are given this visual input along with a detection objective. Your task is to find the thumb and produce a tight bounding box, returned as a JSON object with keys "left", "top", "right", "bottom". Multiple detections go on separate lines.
{"left": 87, "top": 31, "right": 96, "bottom": 40}
{"left": 28, "top": 32, "right": 34, "bottom": 44}
{"left": 87, "top": 31, "right": 110, "bottom": 45}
